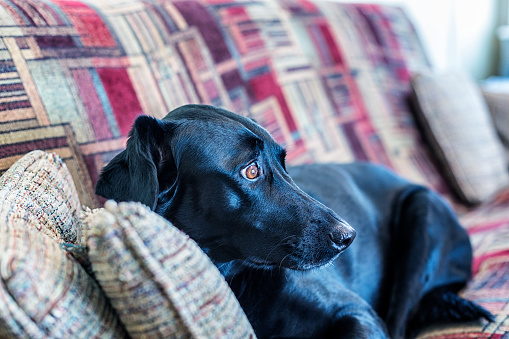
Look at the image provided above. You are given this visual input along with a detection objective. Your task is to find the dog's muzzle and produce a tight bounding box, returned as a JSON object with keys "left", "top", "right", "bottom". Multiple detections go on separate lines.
{"left": 278, "top": 219, "right": 356, "bottom": 271}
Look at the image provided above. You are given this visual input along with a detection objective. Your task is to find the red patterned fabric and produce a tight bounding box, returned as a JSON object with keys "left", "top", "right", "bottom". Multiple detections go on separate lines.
{"left": 0, "top": 0, "right": 445, "bottom": 206}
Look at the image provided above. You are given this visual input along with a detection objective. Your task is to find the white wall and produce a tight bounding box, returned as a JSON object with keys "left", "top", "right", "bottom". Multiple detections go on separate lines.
{"left": 334, "top": 0, "right": 501, "bottom": 80}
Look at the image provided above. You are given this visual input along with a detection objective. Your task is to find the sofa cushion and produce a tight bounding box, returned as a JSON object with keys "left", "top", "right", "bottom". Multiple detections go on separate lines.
{"left": 84, "top": 200, "right": 255, "bottom": 338}
{"left": 411, "top": 72, "right": 509, "bottom": 204}
{"left": 0, "top": 150, "right": 126, "bottom": 338}
{"left": 482, "top": 90, "right": 509, "bottom": 146}
{"left": 0, "top": 150, "right": 82, "bottom": 244}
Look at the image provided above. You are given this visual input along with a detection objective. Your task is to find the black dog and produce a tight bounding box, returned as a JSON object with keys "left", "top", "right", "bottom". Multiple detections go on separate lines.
{"left": 96, "top": 104, "right": 492, "bottom": 338}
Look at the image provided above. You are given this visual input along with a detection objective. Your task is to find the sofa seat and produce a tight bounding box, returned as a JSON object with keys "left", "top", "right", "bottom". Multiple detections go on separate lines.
{"left": 462, "top": 190, "right": 509, "bottom": 294}
{"left": 462, "top": 191, "right": 509, "bottom": 307}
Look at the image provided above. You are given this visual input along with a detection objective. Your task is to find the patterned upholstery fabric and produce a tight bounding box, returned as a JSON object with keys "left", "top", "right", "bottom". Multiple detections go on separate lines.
{"left": 84, "top": 200, "right": 256, "bottom": 338}
{"left": 0, "top": 151, "right": 126, "bottom": 338}
{"left": 0, "top": 0, "right": 448, "bottom": 208}
{"left": 411, "top": 72, "right": 509, "bottom": 204}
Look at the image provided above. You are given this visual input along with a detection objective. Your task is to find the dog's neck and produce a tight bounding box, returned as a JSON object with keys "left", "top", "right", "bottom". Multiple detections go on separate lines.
{"left": 214, "top": 259, "right": 278, "bottom": 279}
{"left": 215, "top": 260, "right": 245, "bottom": 278}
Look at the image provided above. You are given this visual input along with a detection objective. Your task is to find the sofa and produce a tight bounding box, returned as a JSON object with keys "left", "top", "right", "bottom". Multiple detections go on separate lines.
{"left": 0, "top": 0, "right": 507, "bottom": 338}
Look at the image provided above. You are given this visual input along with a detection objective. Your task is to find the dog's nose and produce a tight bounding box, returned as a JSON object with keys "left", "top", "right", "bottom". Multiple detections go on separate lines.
{"left": 328, "top": 225, "right": 356, "bottom": 252}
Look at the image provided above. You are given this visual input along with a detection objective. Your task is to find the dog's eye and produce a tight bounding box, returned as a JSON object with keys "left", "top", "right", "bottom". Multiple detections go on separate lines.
{"left": 242, "top": 162, "right": 260, "bottom": 180}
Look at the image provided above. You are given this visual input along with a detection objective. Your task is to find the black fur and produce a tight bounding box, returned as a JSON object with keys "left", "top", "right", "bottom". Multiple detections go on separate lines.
{"left": 96, "top": 104, "right": 493, "bottom": 338}
{"left": 406, "top": 285, "right": 495, "bottom": 337}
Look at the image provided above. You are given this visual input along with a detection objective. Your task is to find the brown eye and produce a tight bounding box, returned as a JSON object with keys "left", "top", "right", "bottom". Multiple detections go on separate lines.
{"left": 242, "top": 162, "right": 260, "bottom": 180}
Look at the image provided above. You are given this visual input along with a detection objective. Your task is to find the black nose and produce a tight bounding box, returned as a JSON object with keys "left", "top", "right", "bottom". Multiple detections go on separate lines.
{"left": 328, "top": 225, "right": 356, "bottom": 252}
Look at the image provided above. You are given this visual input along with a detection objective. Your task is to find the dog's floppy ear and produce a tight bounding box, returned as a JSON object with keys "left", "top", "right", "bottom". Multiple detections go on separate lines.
{"left": 95, "top": 115, "right": 174, "bottom": 210}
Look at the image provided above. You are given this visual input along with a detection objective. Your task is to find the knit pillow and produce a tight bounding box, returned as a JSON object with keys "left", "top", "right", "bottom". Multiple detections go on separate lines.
{"left": 0, "top": 150, "right": 126, "bottom": 338}
{"left": 0, "top": 150, "right": 82, "bottom": 244}
{"left": 411, "top": 72, "right": 509, "bottom": 204}
{"left": 482, "top": 90, "right": 509, "bottom": 146}
{"left": 84, "top": 200, "right": 256, "bottom": 339}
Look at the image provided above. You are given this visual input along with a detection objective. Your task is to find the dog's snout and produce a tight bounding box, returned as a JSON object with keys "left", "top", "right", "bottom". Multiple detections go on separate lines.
{"left": 328, "top": 225, "right": 356, "bottom": 252}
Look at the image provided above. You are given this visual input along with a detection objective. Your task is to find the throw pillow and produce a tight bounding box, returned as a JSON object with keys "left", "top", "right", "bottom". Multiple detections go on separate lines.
{"left": 0, "top": 150, "right": 126, "bottom": 338}
{"left": 411, "top": 72, "right": 509, "bottom": 204}
{"left": 482, "top": 90, "right": 509, "bottom": 145}
{"left": 0, "top": 150, "right": 82, "bottom": 244}
{"left": 85, "top": 200, "right": 256, "bottom": 339}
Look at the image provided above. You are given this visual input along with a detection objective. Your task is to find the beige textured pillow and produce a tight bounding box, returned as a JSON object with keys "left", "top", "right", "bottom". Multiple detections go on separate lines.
{"left": 0, "top": 150, "right": 82, "bottom": 244}
{"left": 482, "top": 90, "right": 509, "bottom": 145}
{"left": 0, "top": 150, "right": 126, "bottom": 338}
{"left": 85, "top": 200, "right": 256, "bottom": 339}
{"left": 411, "top": 72, "right": 509, "bottom": 204}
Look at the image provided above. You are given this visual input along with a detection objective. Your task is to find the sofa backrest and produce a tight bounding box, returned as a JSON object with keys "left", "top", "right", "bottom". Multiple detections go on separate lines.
{"left": 0, "top": 0, "right": 447, "bottom": 207}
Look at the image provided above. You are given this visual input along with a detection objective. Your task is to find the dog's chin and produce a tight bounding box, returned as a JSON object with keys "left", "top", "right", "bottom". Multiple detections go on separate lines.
{"left": 213, "top": 254, "right": 339, "bottom": 277}
{"left": 246, "top": 254, "right": 339, "bottom": 271}
{"left": 245, "top": 257, "right": 279, "bottom": 270}
{"left": 287, "top": 256, "right": 339, "bottom": 271}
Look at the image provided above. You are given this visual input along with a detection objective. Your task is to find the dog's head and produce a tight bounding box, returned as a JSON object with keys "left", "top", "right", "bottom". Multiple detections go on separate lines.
{"left": 96, "top": 105, "right": 355, "bottom": 271}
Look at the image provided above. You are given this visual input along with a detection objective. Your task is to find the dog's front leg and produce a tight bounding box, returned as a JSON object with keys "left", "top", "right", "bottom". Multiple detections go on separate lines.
{"left": 266, "top": 309, "right": 389, "bottom": 339}
{"left": 232, "top": 268, "right": 389, "bottom": 339}
{"left": 266, "top": 308, "right": 389, "bottom": 339}
{"left": 322, "top": 289, "right": 389, "bottom": 339}
{"left": 325, "top": 309, "right": 390, "bottom": 339}
{"left": 286, "top": 275, "right": 389, "bottom": 339}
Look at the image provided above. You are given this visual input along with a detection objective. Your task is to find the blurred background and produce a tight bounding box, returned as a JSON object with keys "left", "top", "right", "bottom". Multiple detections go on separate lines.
{"left": 337, "top": 0, "right": 506, "bottom": 81}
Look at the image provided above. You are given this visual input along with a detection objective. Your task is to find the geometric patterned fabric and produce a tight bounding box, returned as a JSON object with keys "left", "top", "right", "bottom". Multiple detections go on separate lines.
{"left": 0, "top": 0, "right": 445, "bottom": 208}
